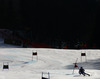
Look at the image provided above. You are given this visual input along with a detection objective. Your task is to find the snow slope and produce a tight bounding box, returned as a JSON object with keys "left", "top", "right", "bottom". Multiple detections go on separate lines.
{"left": 0, "top": 48, "right": 100, "bottom": 79}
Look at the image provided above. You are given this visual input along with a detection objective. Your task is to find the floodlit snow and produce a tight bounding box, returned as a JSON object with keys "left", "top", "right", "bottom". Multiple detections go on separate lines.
{"left": 0, "top": 38, "right": 100, "bottom": 79}
{"left": 0, "top": 48, "right": 100, "bottom": 79}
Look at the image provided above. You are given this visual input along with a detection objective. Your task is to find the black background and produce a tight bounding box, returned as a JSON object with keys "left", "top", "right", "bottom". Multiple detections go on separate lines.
{"left": 0, "top": 0, "right": 99, "bottom": 48}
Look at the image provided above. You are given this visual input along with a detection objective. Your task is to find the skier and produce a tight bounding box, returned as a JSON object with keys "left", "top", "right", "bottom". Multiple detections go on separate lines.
{"left": 79, "top": 67, "right": 90, "bottom": 76}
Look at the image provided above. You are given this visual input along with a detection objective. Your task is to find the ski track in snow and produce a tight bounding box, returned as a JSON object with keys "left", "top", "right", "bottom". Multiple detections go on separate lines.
{"left": 0, "top": 48, "right": 100, "bottom": 79}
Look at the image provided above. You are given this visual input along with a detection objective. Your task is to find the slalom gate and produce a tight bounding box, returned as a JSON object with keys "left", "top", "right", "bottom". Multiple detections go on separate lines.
{"left": 32, "top": 50, "right": 38, "bottom": 61}
{"left": 3, "top": 62, "right": 9, "bottom": 70}
{"left": 42, "top": 72, "right": 50, "bottom": 79}
{"left": 81, "top": 51, "right": 87, "bottom": 62}
{"left": 72, "top": 58, "right": 79, "bottom": 74}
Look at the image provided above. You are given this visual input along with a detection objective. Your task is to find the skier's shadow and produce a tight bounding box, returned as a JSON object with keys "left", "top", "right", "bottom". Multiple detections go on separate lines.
{"left": 65, "top": 58, "right": 100, "bottom": 70}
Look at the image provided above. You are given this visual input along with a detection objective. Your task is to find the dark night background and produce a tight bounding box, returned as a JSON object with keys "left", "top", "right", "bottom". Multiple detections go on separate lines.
{"left": 0, "top": 0, "right": 99, "bottom": 48}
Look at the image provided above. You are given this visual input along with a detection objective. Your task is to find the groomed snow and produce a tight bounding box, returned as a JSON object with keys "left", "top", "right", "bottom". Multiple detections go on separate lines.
{"left": 0, "top": 48, "right": 100, "bottom": 79}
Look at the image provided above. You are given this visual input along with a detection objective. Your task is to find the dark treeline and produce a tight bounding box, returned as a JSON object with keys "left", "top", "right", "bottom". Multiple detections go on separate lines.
{"left": 0, "top": 0, "right": 98, "bottom": 48}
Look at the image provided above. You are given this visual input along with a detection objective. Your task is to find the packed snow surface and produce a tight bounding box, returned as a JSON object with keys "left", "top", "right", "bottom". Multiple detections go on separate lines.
{"left": 0, "top": 48, "right": 100, "bottom": 79}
